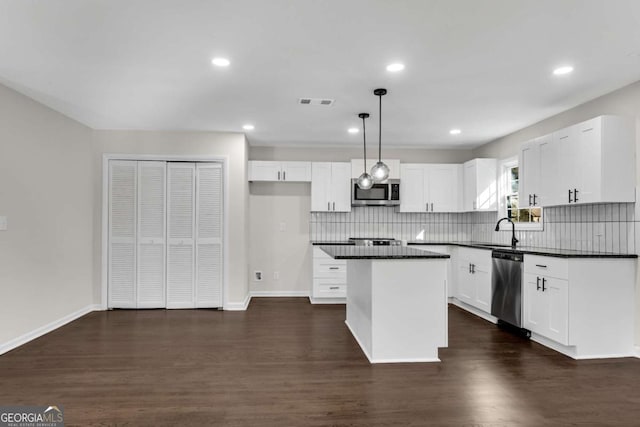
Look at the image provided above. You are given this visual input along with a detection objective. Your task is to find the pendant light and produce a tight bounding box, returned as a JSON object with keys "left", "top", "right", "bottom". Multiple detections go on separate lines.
{"left": 370, "top": 88, "right": 390, "bottom": 182}
{"left": 356, "top": 113, "right": 373, "bottom": 190}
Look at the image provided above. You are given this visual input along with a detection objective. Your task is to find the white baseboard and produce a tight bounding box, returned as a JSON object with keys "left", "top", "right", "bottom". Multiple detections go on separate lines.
{"left": 634, "top": 346, "right": 640, "bottom": 358}
{"left": 224, "top": 294, "right": 252, "bottom": 311}
{"left": 0, "top": 304, "right": 100, "bottom": 356}
{"left": 250, "top": 290, "right": 309, "bottom": 298}
{"left": 309, "top": 297, "right": 346, "bottom": 304}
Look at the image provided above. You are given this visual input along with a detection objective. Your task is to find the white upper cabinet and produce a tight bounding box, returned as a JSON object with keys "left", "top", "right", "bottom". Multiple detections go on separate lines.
{"left": 248, "top": 160, "right": 311, "bottom": 182}
{"left": 311, "top": 162, "right": 351, "bottom": 212}
{"left": 400, "top": 164, "right": 462, "bottom": 212}
{"left": 526, "top": 115, "right": 635, "bottom": 207}
{"left": 350, "top": 159, "right": 401, "bottom": 180}
{"left": 519, "top": 135, "right": 550, "bottom": 207}
{"left": 462, "top": 159, "right": 497, "bottom": 211}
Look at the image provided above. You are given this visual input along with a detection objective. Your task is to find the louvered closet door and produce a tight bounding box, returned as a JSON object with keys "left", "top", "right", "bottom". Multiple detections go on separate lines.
{"left": 196, "top": 163, "right": 223, "bottom": 308}
{"left": 166, "top": 163, "right": 196, "bottom": 308}
{"left": 136, "top": 161, "right": 167, "bottom": 308}
{"left": 108, "top": 161, "right": 137, "bottom": 308}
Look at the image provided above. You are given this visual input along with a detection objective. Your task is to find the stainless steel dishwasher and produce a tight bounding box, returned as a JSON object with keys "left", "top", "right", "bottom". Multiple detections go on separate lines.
{"left": 491, "top": 250, "right": 528, "bottom": 335}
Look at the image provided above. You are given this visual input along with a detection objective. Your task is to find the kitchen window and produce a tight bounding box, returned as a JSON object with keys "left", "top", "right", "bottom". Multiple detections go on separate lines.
{"left": 498, "top": 157, "right": 543, "bottom": 230}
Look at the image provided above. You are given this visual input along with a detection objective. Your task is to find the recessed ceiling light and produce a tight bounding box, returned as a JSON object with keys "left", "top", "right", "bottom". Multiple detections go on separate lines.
{"left": 449, "top": 129, "right": 461, "bottom": 135}
{"left": 348, "top": 127, "right": 359, "bottom": 134}
{"left": 242, "top": 124, "right": 255, "bottom": 131}
{"left": 212, "top": 57, "right": 230, "bottom": 67}
{"left": 553, "top": 65, "right": 574, "bottom": 75}
{"left": 386, "top": 63, "right": 405, "bottom": 72}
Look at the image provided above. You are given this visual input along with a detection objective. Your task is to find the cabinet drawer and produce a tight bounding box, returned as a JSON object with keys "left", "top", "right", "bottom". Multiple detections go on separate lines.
{"left": 314, "top": 280, "right": 347, "bottom": 298}
{"left": 524, "top": 255, "right": 568, "bottom": 280}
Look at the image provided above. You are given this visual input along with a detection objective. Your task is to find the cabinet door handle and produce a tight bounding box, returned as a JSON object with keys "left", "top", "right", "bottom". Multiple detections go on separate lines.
{"left": 582, "top": 127, "right": 594, "bottom": 133}
{"left": 327, "top": 202, "right": 330, "bottom": 211}
{"left": 329, "top": 267, "right": 339, "bottom": 270}
{"left": 471, "top": 264, "right": 475, "bottom": 274}
{"left": 473, "top": 201, "right": 477, "bottom": 210}
{"left": 533, "top": 194, "right": 537, "bottom": 206}
{"left": 332, "top": 202, "right": 335, "bottom": 211}
{"left": 568, "top": 189, "right": 573, "bottom": 203}
{"left": 574, "top": 188, "right": 579, "bottom": 203}
{"left": 431, "top": 202, "right": 434, "bottom": 211}
{"left": 535, "top": 264, "right": 547, "bottom": 268}
{"left": 529, "top": 194, "right": 532, "bottom": 205}
{"left": 329, "top": 286, "right": 339, "bottom": 290}
{"left": 536, "top": 276, "right": 541, "bottom": 290}
{"left": 278, "top": 171, "right": 281, "bottom": 180}
{"left": 469, "top": 263, "right": 472, "bottom": 273}
{"left": 542, "top": 277, "right": 547, "bottom": 292}
{"left": 426, "top": 202, "right": 429, "bottom": 212}
{"left": 283, "top": 171, "right": 286, "bottom": 181}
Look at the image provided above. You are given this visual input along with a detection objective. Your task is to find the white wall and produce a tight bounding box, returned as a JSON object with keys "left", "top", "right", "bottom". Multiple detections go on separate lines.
{"left": 92, "top": 130, "right": 250, "bottom": 307}
{"left": 248, "top": 146, "right": 476, "bottom": 296}
{"left": 0, "top": 83, "right": 94, "bottom": 349}
{"left": 473, "top": 80, "right": 640, "bottom": 344}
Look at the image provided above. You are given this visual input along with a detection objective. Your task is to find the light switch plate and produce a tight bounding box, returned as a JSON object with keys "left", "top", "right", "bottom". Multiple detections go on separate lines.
{"left": 0, "top": 216, "right": 7, "bottom": 231}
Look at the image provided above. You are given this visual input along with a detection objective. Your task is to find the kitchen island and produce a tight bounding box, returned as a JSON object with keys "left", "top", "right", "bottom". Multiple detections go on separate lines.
{"left": 319, "top": 245, "right": 450, "bottom": 363}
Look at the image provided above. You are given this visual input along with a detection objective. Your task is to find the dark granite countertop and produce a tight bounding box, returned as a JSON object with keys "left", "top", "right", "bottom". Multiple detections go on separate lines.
{"left": 318, "top": 245, "right": 450, "bottom": 260}
{"left": 310, "top": 240, "right": 354, "bottom": 246}
{"left": 406, "top": 241, "right": 638, "bottom": 259}
{"left": 310, "top": 240, "right": 636, "bottom": 258}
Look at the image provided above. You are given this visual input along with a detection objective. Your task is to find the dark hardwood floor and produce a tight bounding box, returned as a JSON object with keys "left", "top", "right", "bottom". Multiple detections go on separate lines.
{"left": 2, "top": 298, "right": 640, "bottom": 426}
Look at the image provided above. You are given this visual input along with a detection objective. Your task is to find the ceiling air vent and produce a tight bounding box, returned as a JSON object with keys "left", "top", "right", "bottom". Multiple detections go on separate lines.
{"left": 298, "top": 98, "right": 335, "bottom": 106}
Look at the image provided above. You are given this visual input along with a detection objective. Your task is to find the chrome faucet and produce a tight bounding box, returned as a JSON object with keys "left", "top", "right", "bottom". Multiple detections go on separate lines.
{"left": 495, "top": 217, "right": 519, "bottom": 248}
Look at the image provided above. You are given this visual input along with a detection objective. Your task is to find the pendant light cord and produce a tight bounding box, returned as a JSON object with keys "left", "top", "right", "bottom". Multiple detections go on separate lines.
{"left": 362, "top": 115, "right": 367, "bottom": 171}
{"left": 378, "top": 93, "right": 382, "bottom": 162}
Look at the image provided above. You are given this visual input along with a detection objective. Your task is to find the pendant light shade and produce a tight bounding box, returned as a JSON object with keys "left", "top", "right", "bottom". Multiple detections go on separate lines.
{"left": 370, "top": 88, "right": 390, "bottom": 182}
{"left": 356, "top": 113, "right": 373, "bottom": 190}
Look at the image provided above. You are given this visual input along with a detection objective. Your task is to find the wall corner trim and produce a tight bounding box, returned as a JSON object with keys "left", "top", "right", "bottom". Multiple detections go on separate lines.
{"left": 0, "top": 304, "right": 100, "bottom": 356}
{"left": 224, "top": 294, "right": 252, "bottom": 311}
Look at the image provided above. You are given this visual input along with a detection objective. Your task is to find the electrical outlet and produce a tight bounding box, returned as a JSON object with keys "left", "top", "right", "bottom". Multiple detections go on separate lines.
{"left": 273, "top": 271, "right": 280, "bottom": 280}
{"left": 254, "top": 271, "right": 263, "bottom": 281}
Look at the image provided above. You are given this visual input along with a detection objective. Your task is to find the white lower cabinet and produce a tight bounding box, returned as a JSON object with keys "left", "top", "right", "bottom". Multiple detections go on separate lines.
{"left": 454, "top": 247, "right": 492, "bottom": 313}
{"left": 311, "top": 247, "right": 347, "bottom": 303}
{"left": 523, "top": 272, "right": 569, "bottom": 345}
{"left": 523, "top": 255, "right": 635, "bottom": 359}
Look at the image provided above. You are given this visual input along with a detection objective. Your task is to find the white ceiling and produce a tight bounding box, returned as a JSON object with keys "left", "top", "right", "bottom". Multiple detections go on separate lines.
{"left": 1, "top": 0, "right": 640, "bottom": 149}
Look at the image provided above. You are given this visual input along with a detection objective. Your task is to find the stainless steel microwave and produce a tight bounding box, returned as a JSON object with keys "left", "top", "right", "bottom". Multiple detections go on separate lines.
{"left": 351, "top": 179, "right": 400, "bottom": 206}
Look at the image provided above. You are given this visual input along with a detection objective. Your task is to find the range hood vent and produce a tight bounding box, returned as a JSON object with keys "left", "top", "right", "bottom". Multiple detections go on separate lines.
{"left": 298, "top": 98, "right": 335, "bottom": 106}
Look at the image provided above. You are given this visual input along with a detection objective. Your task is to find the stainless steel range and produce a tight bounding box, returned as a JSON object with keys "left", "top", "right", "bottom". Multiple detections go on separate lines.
{"left": 348, "top": 237, "right": 402, "bottom": 246}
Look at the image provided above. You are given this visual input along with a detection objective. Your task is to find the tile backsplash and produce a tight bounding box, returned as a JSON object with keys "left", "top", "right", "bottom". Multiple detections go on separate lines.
{"left": 310, "top": 203, "right": 637, "bottom": 254}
